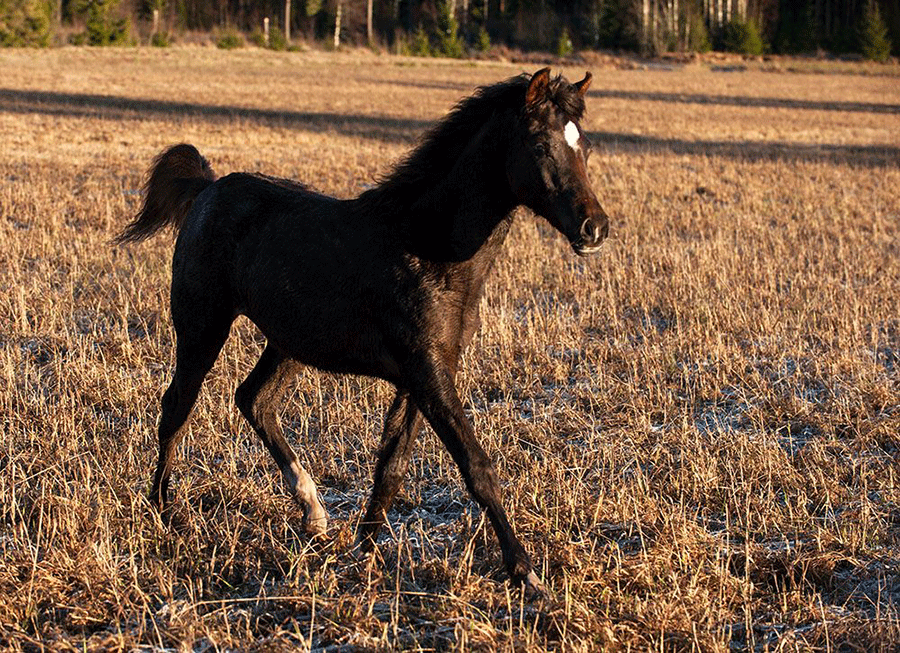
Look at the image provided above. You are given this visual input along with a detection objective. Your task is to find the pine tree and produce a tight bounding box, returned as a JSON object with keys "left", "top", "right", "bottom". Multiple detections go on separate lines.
{"left": 597, "top": 0, "right": 637, "bottom": 50}
{"left": 1, "top": 0, "right": 53, "bottom": 46}
{"left": 859, "top": 0, "right": 892, "bottom": 62}
{"left": 722, "top": 17, "right": 765, "bottom": 55}
{"left": 77, "top": 0, "right": 130, "bottom": 45}
{"left": 686, "top": 10, "right": 711, "bottom": 53}
{"left": 436, "top": 0, "right": 464, "bottom": 58}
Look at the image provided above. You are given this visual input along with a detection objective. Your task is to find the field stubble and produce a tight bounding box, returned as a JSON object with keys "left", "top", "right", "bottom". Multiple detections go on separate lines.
{"left": 0, "top": 48, "right": 898, "bottom": 651}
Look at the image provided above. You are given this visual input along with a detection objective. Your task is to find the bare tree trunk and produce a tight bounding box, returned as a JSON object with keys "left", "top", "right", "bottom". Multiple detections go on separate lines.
{"left": 285, "top": 0, "right": 291, "bottom": 43}
{"left": 673, "top": 0, "right": 678, "bottom": 38}
{"left": 367, "top": 0, "right": 373, "bottom": 45}
{"left": 333, "top": 1, "right": 342, "bottom": 48}
{"left": 642, "top": 0, "right": 650, "bottom": 50}
{"left": 685, "top": 2, "right": 691, "bottom": 47}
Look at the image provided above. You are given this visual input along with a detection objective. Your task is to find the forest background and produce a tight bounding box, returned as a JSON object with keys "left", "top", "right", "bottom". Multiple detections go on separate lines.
{"left": 1, "top": 0, "right": 898, "bottom": 62}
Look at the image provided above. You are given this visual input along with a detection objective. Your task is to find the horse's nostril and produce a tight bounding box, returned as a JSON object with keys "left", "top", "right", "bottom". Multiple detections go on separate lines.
{"left": 581, "top": 219, "right": 600, "bottom": 243}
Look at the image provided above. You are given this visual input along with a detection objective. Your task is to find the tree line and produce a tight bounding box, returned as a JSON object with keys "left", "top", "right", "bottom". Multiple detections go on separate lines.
{"left": 1, "top": 0, "right": 896, "bottom": 60}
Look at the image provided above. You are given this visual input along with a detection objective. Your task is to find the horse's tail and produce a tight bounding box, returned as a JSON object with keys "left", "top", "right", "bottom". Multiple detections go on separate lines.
{"left": 116, "top": 144, "right": 215, "bottom": 244}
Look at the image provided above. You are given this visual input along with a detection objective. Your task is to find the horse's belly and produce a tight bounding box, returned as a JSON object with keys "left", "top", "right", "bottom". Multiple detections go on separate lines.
{"left": 242, "top": 287, "right": 399, "bottom": 382}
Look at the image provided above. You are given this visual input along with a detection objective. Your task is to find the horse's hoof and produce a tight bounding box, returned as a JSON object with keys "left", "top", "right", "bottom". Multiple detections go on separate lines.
{"left": 521, "top": 571, "right": 547, "bottom": 601}
{"left": 302, "top": 500, "right": 329, "bottom": 538}
{"left": 348, "top": 543, "right": 366, "bottom": 563}
{"left": 303, "top": 515, "right": 328, "bottom": 538}
{"left": 297, "top": 496, "right": 328, "bottom": 538}
{"left": 148, "top": 495, "right": 174, "bottom": 527}
{"left": 347, "top": 541, "right": 379, "bottom": 571}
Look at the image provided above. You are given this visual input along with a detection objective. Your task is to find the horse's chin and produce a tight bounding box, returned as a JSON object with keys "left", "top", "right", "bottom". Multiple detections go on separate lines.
{"left": 572, "top": 242, "right": 604, "bottom": 256}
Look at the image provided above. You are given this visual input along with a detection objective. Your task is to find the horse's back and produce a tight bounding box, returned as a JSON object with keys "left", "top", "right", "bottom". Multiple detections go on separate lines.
{"left": 174, "top": 171, "right": 361, "bottom": 285}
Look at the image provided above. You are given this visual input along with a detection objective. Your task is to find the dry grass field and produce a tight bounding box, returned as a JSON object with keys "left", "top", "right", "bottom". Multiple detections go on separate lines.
{"left": 1, "top": 47, "right": 899, "bottom": 651}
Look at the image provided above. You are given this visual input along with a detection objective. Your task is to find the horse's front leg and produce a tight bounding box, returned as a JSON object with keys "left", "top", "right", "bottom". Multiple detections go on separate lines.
{"left": 402, "top": 355, "right": 545, "bottom": 598}
{"left": 357, "top": 389, "right": 424, "bottom": 549}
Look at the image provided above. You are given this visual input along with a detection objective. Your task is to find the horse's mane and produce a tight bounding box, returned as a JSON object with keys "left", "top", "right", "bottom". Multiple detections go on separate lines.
{"left": 358, "top": 73, "right": 585, "bottom": 211}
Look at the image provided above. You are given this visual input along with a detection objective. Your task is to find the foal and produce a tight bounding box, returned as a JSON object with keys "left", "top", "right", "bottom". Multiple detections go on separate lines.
{"left": 119, "top": 68, "right": 608, "bottom": 597}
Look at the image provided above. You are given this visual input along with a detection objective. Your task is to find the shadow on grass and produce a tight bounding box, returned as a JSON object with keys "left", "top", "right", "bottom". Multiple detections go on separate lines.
{"left": 0, "top": 88, "right": 430, "bottom": 144}
{"left": 588, "top": 88, "right": 900, "bottom": 115}
{"left": 2, "top": 88, "right": 897, "bottom": 168}
{"left": 588, "top": 130, "right": 900, "bottom": 168}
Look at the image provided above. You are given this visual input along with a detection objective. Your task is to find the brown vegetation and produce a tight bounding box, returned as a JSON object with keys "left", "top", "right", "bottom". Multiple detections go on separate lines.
{"left": 0, "top": 48, "right": 898, "bottom": 651}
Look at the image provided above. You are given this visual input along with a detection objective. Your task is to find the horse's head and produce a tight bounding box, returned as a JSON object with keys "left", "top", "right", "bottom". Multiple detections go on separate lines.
{"left": 507, "top": 68, "right": 608, "bottom": 256}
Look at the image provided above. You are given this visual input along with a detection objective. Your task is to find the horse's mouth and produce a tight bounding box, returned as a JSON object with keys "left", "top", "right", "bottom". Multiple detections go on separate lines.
{"left": 573, "top": 242, "right": 604, "bottom": 256}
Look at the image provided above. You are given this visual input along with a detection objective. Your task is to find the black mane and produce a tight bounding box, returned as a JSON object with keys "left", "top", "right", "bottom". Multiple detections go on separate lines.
{"left": 358, "top": 73, "right": 585, "bottom": 211}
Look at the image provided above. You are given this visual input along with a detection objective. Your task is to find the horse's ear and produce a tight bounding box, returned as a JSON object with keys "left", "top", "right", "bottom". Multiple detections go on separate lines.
{"left": 574, "top": 71, "right": 592, "bottom": 97}
{"left": 526, "top": 67, "right": 551, "bottom": 109}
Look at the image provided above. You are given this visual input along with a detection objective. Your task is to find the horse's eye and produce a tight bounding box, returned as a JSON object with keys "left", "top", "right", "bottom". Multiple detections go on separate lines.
{"left": 534, "top": 142, "right": 549, "bottom": 157}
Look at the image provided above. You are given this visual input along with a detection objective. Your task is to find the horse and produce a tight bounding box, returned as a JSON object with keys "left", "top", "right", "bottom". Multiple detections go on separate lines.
{"left": 118, "top": 67, "right": 608, "bottom": 598}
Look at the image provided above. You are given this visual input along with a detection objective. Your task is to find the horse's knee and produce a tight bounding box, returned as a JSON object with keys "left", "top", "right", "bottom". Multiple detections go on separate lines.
{"left": 378, "top": 464, "right": 407, "bottom": 495}
{"left": 468, "top": 457, "right": 502, "bottom": 503}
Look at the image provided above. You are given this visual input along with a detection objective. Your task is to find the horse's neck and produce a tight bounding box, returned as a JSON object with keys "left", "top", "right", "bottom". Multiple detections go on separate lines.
{"left": 404, "top": 119, "right": 516, "bottom": 263}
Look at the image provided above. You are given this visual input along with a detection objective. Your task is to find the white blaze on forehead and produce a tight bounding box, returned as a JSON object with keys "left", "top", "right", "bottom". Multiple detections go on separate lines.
{"left": 564, "top": 121, "right": 580, "bottom": 150}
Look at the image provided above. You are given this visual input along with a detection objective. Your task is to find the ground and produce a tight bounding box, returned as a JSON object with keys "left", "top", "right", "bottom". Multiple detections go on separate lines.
{"left": 0, "top": 47, "right": 898, "bottom": 651}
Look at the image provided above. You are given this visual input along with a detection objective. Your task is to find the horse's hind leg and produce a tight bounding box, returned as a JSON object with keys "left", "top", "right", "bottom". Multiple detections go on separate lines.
{"left": 150, "top": 317, "right": 231, "bottom": 509}
{"left": 235, "top": 344, "right": 328, "bottom": 535}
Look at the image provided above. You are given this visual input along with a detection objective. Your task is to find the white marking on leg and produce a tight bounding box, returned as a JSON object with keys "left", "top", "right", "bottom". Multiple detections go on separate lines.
{"left": 564, "top": 121, "right": 580, "bottom": 152}
{"left": 283, "top": 460, "right": 328, "bottom": 534}
{"left": 524, "top": 570, "right": 546, "bottom": 599}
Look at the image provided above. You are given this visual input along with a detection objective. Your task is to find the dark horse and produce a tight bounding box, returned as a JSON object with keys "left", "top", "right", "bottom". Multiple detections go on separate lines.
{"left": 118, "top": 68, "right": 608, "bottom": 597}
